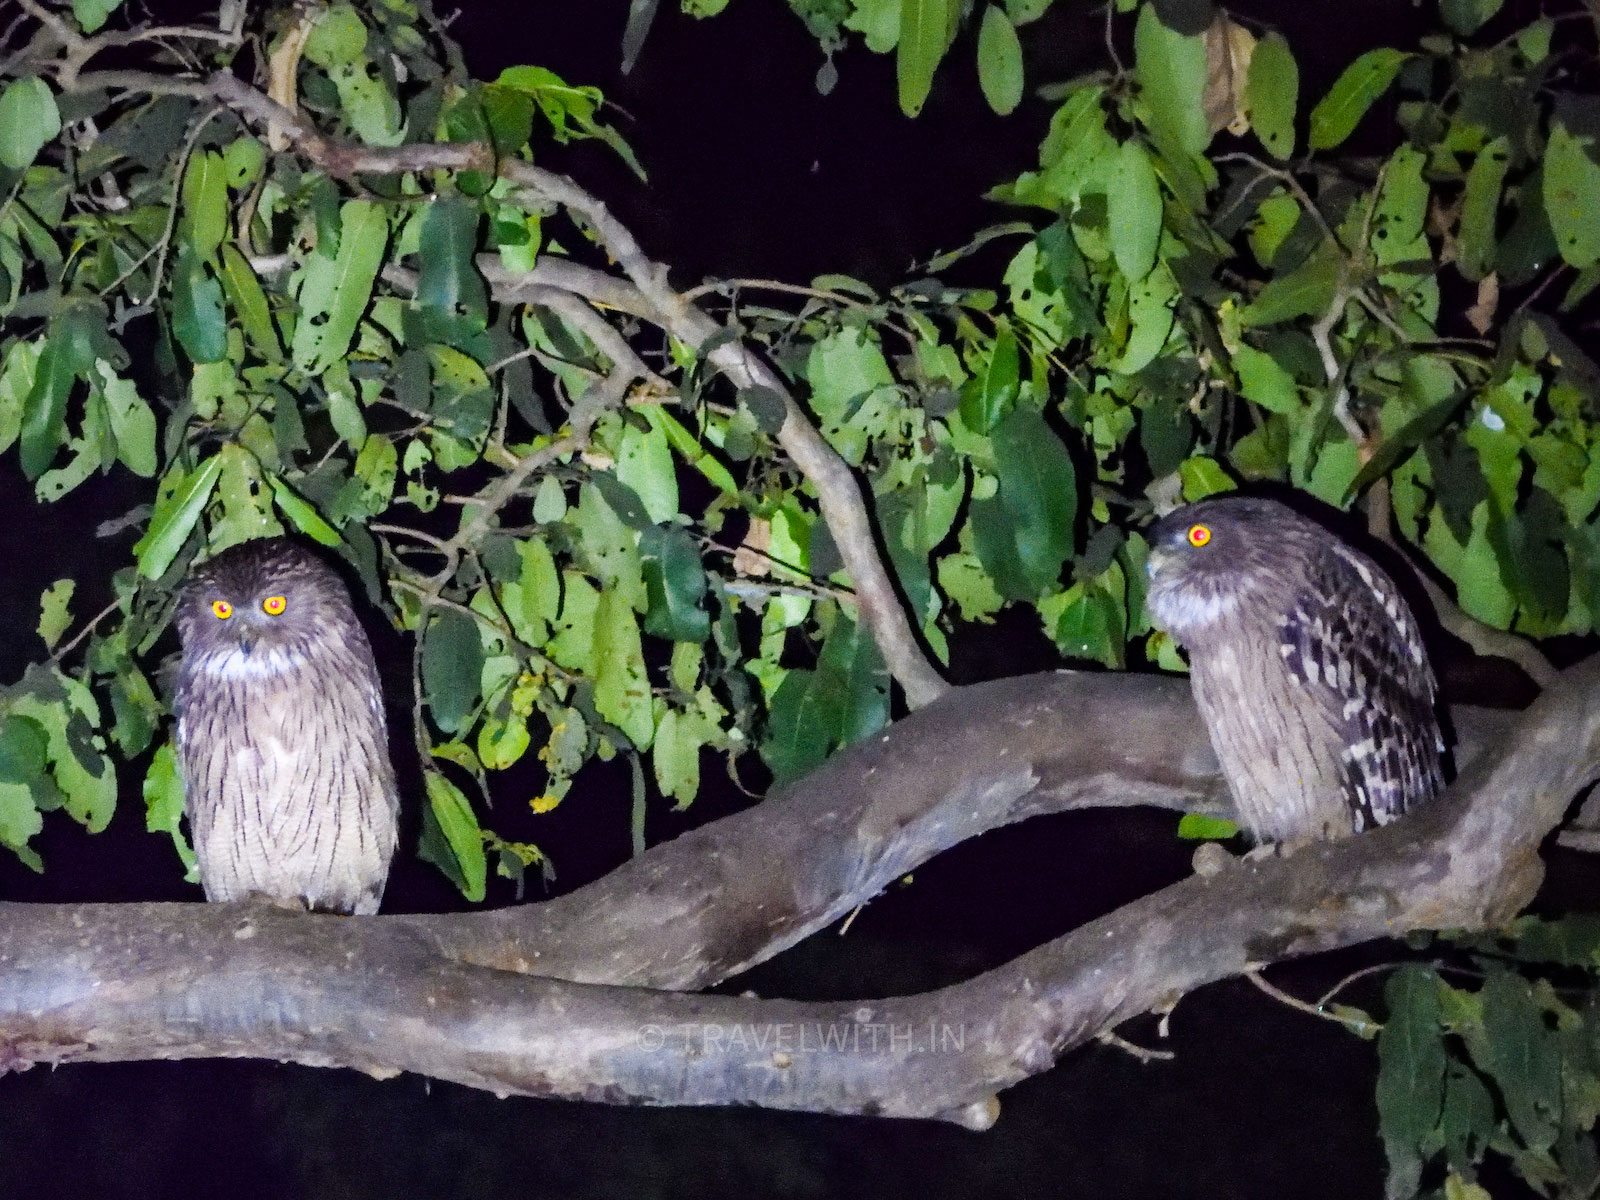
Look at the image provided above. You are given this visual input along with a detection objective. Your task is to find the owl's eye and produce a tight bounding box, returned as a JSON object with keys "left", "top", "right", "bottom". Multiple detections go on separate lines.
{"left": 1187, "top": 524, "right": 1212, "bottom": 548}
{"left": 262, "top": 595, "right": 287, "bottom": 616}
{"left": 211, "top": 600, "right": 233, "bottom": 620}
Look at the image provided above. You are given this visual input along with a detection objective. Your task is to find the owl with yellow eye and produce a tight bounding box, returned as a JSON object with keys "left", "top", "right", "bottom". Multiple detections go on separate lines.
{"left": 1144, "top": 495, "right": 1445, "bottom": 845}
{"left": 173, "top": 537, "right": 398, "bottom": 914}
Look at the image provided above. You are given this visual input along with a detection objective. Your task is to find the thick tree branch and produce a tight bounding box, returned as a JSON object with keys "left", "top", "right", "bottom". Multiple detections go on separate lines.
{"left": 0, "top": 661, "right": 1589, "bottom": 1122}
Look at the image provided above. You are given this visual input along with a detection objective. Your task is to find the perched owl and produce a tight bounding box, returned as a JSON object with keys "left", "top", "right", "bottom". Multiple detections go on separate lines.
{"left": 174, "top": 537, "right": 399, "bottom": 914}
{"left": 1145, "top": 496, "right": 1444, "bottom": 844}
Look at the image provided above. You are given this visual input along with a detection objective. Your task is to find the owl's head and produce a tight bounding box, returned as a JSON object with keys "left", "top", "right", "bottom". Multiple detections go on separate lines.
{"left": 175, "top": 537, "right": 351, "bottom": 669}
{"left": 1144, "top": 495, "right": 1316, "bottom": 639}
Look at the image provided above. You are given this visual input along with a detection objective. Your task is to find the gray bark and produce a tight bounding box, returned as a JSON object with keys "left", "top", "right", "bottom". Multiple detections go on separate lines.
{"left": 0, "top": 664, "right": 1582, "bottom": 1125}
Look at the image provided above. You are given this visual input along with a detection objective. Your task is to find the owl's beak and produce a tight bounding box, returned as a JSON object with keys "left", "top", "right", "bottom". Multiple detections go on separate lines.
{"left": 1146, "top": 546, "right": 1170, "bottom": 579}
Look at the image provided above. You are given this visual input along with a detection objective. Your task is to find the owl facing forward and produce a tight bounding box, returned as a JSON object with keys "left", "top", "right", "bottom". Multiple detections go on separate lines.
{"left": 174, "top": 538, "right": 399, "bottom": 914}
{"left": 1145, "top": 496, "right": 1445, "bottom": 844}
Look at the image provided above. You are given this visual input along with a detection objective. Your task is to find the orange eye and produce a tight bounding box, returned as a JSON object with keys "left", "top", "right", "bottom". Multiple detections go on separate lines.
{"left": 211, "top": 600, "right": 233, "bottom": 620}
{"left": 262, "top": 595, "right": 287, "bottom": 616}
{"left": 1187, "top": 524, "right": 1212, "bottom": 548}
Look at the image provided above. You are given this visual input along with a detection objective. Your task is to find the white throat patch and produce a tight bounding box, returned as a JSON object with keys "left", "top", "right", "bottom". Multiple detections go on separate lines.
{"left": 196, "top": 646, "right": 305, "bottom": 681}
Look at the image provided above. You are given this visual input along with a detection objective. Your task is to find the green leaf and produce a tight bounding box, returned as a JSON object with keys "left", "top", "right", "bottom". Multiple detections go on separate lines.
{"left": 897, "top": 0, "right": 948, "bottom": 117}
{"left": 640, "top": 525, "right": 710, "bottom": 642}
{"left": 423, "top": 609, "right": 484, "bottom": 736}
{"left": 1050, "top": 579, "right": 1123, "bottom": 667}
{"left": 1133, "top": 4, "right": 1210, "bottom": 156}
{"left": 1176, "top": 812, "right": 1239, "bottom": 840}
{"left": 219, "top": 244, "right": 283, "bottom": 361}
{"left": 1240, "top": 244, "right": 1340, "bottom": 326}
{"left": 593, "top": 588, "right": 655, "bottom": 749}
{"left": 1245, "top": 32, "right": 1298, "bottom": 160}
{"left": 416, "top": 197, "right": 487, "bottom": 324}
{"left": 93, "top": 362, "right": 157, "bottom": 477}
{"left": 71, "top": 0, "right": 124, "bottom": 33}
{"left": 1232, "top": 343, "right": 1301, "bottom": 414}
{"left": 976, "top": 6, "right": 1024, "bottom": 116}
{"left": 37, "top": 579, "right": 73, "bottom": 651}
{"left": 971, "top": 406, "right": 1077, "bottom": 599}
{"left": 761, "top": 668, "right": 833, "bottom": 784}
{"left": 652, "top": 707, "right": 705, "bottom": 806}
{"left": 0, "top": 78, "right": 62, "bottom": 171}
{"left": 517, "top": 537, "right": 561, "bottom": 626}
{"left": 0, "top": 715, "right": 48, "bottom": 785}
{"left": 10, "top": 668, "right": 116, "bottom": 833}
{"left": 135, "top": 455, "right": 222, "bottom": 578}
{"left": 0, "top": 340, "right": 39, "bottom": 456}
{"left": 291, "top": 199, "right": 388, "bottom": 375}
{"left": 959, "top": 323, "right": 1019, "bottom": 433}
{"left": 616, "top": 418, "right": 679, "bottom": 524}
{"left": 477, "top": 714, "right": 530, "bottom": 771}
{"left": 575, "top": 483, "right": 645, "bottom": 609}
{"left": 1472, "top": 971, "right": 1562, "bottom": 1150}
{"left": 1179, "top": 455, "right": 1235, "bottom": 500}
{"left": 267, "top": 475, "right": 342, "bottom": 546}
{"left": 179, "top": 149, "right": 228, "bottom": 260}
{"left": 1108, "top": 140, "right": 1162, "bottom": 282}
{"left": 815, "top": 614, "right": 889, "bottom": 745}
{"left": 221, "top": 135, "right": 266, "bottom": 189}
{"left": 1307, "top": 48, "right": 1407, "bottom": 151}
{"left": 548, "top": 574, "right": 600, "bottom": 674}
{"left": 421, "top": 771, "right": 486, "bottom": 902}
{"left": 1377, "top": 965, "right": 1447, "bottom": 1198}
{"left": 20, "top": 336, "right": 75, "bottom": 480}
{"left": 1457, "top": 137, "right": 1510, "bottom": 282}
{"left": 1544, "top": 122, "right": 1600, "bottom": 269}
{"left": 1441, "top": 0, "right": 1502, "bottom": 35}
{"left": 142, "top": 742, "right": 196, "bottom": 878}
{"left": 1107, "top": 262, "right": 1179, "bottom": 373}
{"left": 171, "top": 249, "right": 228, "bottom": 364}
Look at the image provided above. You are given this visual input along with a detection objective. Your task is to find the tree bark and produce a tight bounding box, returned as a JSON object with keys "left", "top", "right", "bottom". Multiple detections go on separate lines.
{"left": 0, "top": 663, "right": 1582, "bottom": 1124}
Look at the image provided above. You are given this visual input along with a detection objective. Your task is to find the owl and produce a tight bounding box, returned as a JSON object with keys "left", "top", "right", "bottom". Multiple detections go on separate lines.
{"left": 173, "top": 537, "right": 399, "bottom": 914}
{"left": 1144, "top": 496, "right": 1445, "bottom": 844}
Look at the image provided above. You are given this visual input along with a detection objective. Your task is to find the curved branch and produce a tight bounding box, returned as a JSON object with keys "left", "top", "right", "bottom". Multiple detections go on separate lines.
{"left": 0, "top": 660, "right": 1591, "bottom": 1122}
{"left": 497, "top": 161, "right": 951, "bottom": 707}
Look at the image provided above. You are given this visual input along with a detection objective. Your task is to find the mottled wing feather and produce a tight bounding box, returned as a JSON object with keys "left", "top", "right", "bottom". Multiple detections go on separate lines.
{"left": 1278, "top": 543, "right": 1444, "bottom": 831}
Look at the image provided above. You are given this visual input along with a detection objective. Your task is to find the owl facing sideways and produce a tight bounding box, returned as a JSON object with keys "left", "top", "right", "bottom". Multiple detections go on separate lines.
{"left": 174, "top": 537, "right": 399, "bottom": 914}
{"left": 1144, "top": 496, "right": 1445, "bottom": 845}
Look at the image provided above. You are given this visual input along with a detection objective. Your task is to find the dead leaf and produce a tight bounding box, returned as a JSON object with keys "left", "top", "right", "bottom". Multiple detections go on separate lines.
{"left": 1465, "top": 273, "right": 1499, "bottom": 335}
{"left": 1203, "top": 13, "right": 1257, "bottom": 136}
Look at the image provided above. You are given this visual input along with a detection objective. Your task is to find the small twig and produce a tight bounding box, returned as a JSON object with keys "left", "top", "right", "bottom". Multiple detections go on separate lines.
{"left": 46, "top": 597, "right": 122, "bottom": 665}
{"left": 369, "top": 523, "right": 452, "bottom": 553}
{"left": 1095, "top": 1031, "right": 1174, "bottom": 1063}
{"left": 1245, "top": 968, "right": 1368, "bottom": 1029}
{"left": 1102, "top": 0, "right": 1124, "bottom": 75}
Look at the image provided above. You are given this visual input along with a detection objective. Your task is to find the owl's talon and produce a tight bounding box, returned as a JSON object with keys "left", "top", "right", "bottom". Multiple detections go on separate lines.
{"left": 1191, "top": 841, "right": 1236, "bottom": 877}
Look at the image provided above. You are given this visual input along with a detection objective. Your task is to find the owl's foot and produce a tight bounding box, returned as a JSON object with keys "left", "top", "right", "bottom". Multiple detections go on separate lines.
{"left": 1242, "top": 834, "right": 1317, "bottom": 862}
{"left": 1191, "top": 841, "right": 1237, "bottom": 877}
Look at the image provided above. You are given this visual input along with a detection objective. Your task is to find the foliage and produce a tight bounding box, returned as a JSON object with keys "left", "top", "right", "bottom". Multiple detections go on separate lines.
{"left": 0, "top": 0, "right": 1592, "bottom": 885}
{"left": 1371, "top": 921, "right": 1600, "bottom": 1199}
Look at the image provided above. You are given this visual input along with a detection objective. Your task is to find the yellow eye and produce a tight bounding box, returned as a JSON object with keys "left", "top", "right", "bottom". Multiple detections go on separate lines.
{"left": 211, "top": 600, "right": 233, "bottom": 620}
{"left": 262, "top": 595, "right": 287, "bottom": 616}
{"left": 1187, "top": 524, "right": 1212, "bottom": 548}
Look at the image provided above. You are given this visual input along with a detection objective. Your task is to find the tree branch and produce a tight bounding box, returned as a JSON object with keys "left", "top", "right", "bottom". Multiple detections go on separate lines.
{"left": 0, "top": 660, "right": 1589, "bottom": 1122}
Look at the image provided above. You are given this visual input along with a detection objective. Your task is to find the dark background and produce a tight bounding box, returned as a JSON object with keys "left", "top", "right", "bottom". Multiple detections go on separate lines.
{"left": 0, "top": 1, "right": 1588, "bottom": 1197}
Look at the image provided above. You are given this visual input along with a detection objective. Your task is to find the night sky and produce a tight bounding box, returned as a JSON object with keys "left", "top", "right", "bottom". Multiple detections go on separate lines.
{"left": 0, "top": 2, "right": 1585, "bottom": 1197}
